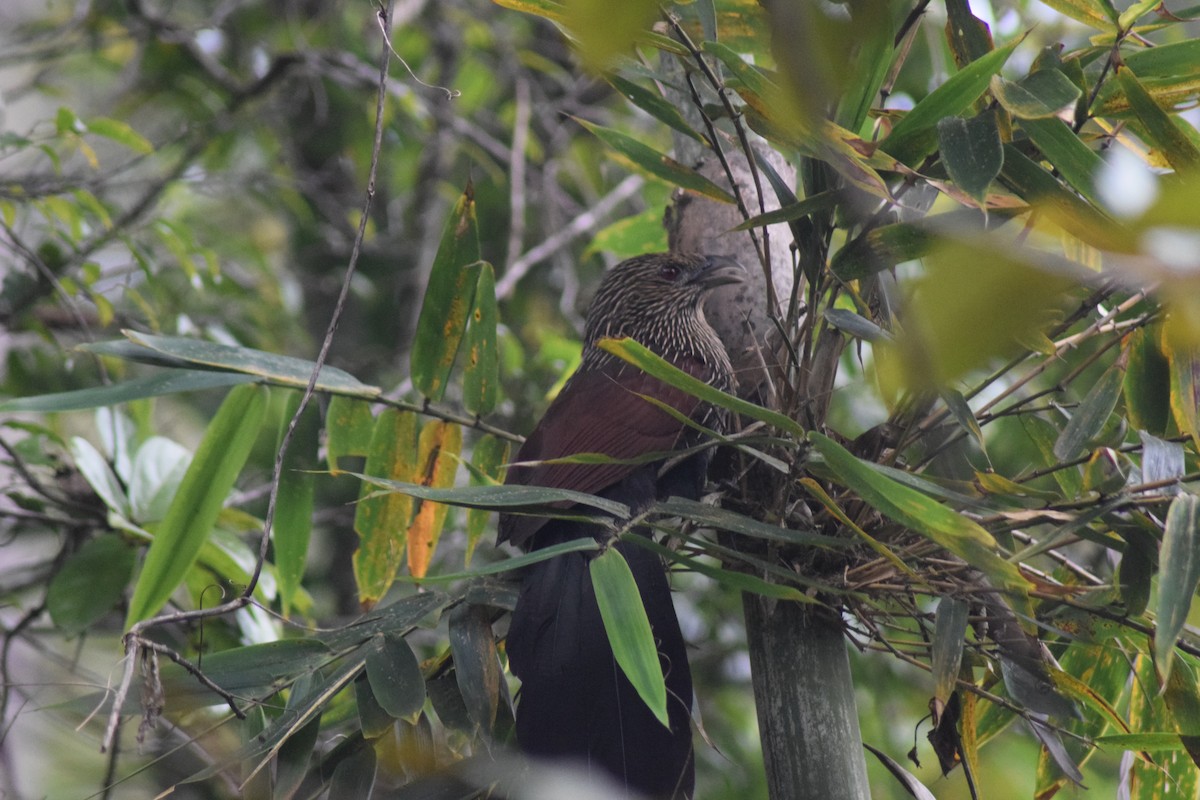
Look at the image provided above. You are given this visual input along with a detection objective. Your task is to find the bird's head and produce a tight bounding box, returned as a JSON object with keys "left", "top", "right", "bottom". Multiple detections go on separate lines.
{"left": 584, "top": 253, "right": 744, "bottom": 349}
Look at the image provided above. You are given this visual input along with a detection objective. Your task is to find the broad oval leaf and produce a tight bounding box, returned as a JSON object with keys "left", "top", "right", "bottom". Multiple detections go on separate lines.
{"left": 993, "top": 69, "right": 1082, "bottom": 120}
{"left": 449, "top": 604, "right": 501, "bottom": 735}
{"left": 124, "top": 383, "right": 269, "bottom": 627}
{"left": 590, "top": 547, "right": 669, "bottom": 728}
{"left": 325, "top": 395, "right": 376, "bottom": 469}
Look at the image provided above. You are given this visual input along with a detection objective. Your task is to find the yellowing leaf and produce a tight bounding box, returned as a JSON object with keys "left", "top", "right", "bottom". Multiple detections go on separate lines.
{"left": 406, "top": 421, "right": 463, "bottom": 579}
{"left": 353, "top": 410, "right": 419, "bottom": 608}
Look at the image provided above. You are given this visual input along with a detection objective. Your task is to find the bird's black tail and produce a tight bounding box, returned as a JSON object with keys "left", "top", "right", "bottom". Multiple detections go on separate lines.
{"left": 506, "top": 531, "right": 694, "bottom": 799}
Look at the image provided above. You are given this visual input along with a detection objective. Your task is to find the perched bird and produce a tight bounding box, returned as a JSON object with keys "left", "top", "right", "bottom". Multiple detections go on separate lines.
{"left": 500, "top": 253, "right": 742, "bottom": 799}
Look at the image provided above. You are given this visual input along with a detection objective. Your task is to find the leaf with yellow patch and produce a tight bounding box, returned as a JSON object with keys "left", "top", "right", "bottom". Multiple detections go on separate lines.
{"left": 353, "top": 410, "right": 419, "bottom": 608}
{"left": 406, "top": 421, "right": 463, "bottom": 579}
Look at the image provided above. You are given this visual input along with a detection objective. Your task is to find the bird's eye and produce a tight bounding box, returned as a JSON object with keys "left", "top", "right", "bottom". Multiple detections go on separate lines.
{"left": 658, "top": 264, "right": 682, "bottom": 281}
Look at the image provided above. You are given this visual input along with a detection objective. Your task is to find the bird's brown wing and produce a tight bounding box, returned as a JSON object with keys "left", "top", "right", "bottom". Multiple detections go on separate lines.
{"left": 499, "top": 361, "right": 706, "bottom": 548}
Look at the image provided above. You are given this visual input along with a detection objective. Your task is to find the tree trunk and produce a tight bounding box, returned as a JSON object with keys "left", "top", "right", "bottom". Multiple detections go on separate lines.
{"left": 744, "top": 596, "right": 871, "bottom": 800}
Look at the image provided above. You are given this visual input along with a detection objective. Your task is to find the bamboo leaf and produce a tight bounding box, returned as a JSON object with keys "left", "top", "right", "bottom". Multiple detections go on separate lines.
{"left": 325, "top": 395, "right": 376, "bottom": 469}
{"left": 347, "top": 474, "right": 631, "bottom": 519}
{"left": 1034, "top": 0, "right": 1115, "bottom": 29}
{"left": 1156, "top": 494, "right": 1200, "bottom": 682}
{"left": 574, "top": 118, "right": 735, "bottom": 202}
{"left": 607, "top": 74, "right": 707, "bottom": 144}
{"left": 0, "top": 370, "right": 256, "bottom": 413}
{"left": 411, "top": 184, "right": 481, "bottom": 402}
{"left": 992, "top": 69, "right": 1083, "bottom": 119}
{"left": 590, "top": 547, "right": 669, "bottom": 728}
{"left": 448, "top": 604, "right": 501, "bottom": 734}
{"left": 466, "top": 436, "right": 510, "bottom": 565}
{"left": 597, "top": 337, "right": 806, "bottom": 438}
{"left": 1019, "top": 116, "right": 1106, "bottom": 207}
{"left": 365, "top": 633, "right": 426, "bottom": 720}
{"left": 406, "top": 421, "right": 463, "bottom": 579}
{"left": 87, "top": 331, "right": 379, "bottom": 397}
{"left": 275, "top": 391, "right": 319, "bottom": 616}
{"left": 1125, "top": 327, "right": 1172, "bottom": 436}
{"left": 933, "top": 598, "right": 970, "bottom": 706}
{"left": 490, "top": 0, "right": 565, "bottom": 23}
{"left": 883, "top": 36, "right": 1023, "bottom": 165}
{"left": 463, "top": 261, "right": 499, "bottom": 416}
{"left": 125, "top": 384, "right": 269, "bottom": 626}
{"left": 85, "top": 116, "right": 153, "bottom": 154}
{"left": 353, "top": 410, "right": 419, "bottom": 609}
{"left": 1115, "top": 65, "right": 1200, "bottom": 174}
{"left": 1054, "top": 359, "right": 1125, "bottom": 460}
{"left": 47, "top": 535, "right": 136, "bottom": 634}
{"left": 810, "top": 433, "right": 1029, "bottom": 593}
{"left": 1167, "top": 336, "right": 1200, "bottom": 449}
{"left": 937, "top": 111, "right": 1004, "bottom": 205}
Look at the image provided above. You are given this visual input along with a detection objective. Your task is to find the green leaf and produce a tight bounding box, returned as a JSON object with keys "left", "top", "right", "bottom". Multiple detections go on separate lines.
{"left": 1167, "top": 337, "right": 1200, "bottom": 449}
{"left": 1095, "top": 732, "right": 1188, "bottom": 750}
{"left": 830, "top": 221, "right": 936, "bottom": 281}
{"left": 47, "top": 535, "right": 136, "bottom": 635}
{"left": 0, "top": 370, "right": 257, "bottom": 413}
{"left": 349, "top": 473, "right": 630, "bottom": 519}
{"left": 1156, "top": 495, "right": 1200, "bottom": 682}
{"left": 937, "top": 111, "right": 1004, "bottom": 205}
{"left": 1115, "top": 66, "right": 1200, "bottom": 174}
{"left": 933, "top": 598, "right": 969, "bottom": 706}
{"left": 353, "top": 410, "right": 419, "bottom": 608}
{"left": 490, "top": 0, "right": 565, "bottom": 23}
{"left": 731, "top": 191, "right": 838, "bottom": 232}
{"left": 411, "top": 185, "right": 481, "bottom": 402}
{"left": 275, "top": 391, "right": 319, "bottom": 616}
{"left": 463, "top": 261, "right": 499, "bottom": 416}
{"left": 124, "top": 384, "right": 269, "bottom": 627}
{"left": 883, "top": 36, "right": 1023, "bottom": 165}
{"left": 574, "top": 118, "right": 735, "bottom": 203}
{"left": 82, "top": 332, "right": 379, "bottom": 397}
{"left": 654, "top": 497, "right": 847, "bottom": 548}
{"left": 1125, "top": 327, "right": 1172, "bottom": 436}
{"left": 1124, "top": 40, "right": 1200, "bottom": 79}
{"left": 811, "top": 433, "right": 1029, "bottom": 593}
{"left": 325, "top": 395, "right": 376, "bottom": 468}
{"left": 565, "top": 0, "right": 658, "bottom": 70}
{"left": 449, "top": 604, "right": 501, "bottom": 734}
{"left": 85, "top": 116, "right": 153, "bottom": 154}
{"left": 992, "top": 70, "right": 1083, "bottom": 119}
{"left": 69, "top": 436, "right": 130, "bottom": 519}
{"left": 590, "top": 547, "right": 669, "bottom": 728}
{"left": 1053, "top": 359, "right": 1125, "bottom": 460}
{"left": 1022, "top": 414, "right": 1082, "bottom": 498}
{"left": 1034, "top": 0, "right": 1115, "bottom": 29}
{"left": 597, "top": 337, "right": 806, "bottom": 438}
{"left": 466, "top": 436, "right": 510, "bottom": 565}
{"left": 327, "top": 741, "right": 376, "bottom": 798}
{"left": 607, "top": 74, "right": 707, "bottom": 144}
{"left": 365, "top": 633, "right": 426, "bottom": 720}
{"left": 1020, "top": 116, "right": 1106, "bottom": 207}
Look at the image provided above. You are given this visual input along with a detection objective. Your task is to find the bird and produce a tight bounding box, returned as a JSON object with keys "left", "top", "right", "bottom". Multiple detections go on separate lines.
{"left": 499, "top": 252, "right": 742, "bottom": 799}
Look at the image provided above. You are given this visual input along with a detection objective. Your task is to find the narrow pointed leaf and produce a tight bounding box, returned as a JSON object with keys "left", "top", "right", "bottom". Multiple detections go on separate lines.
{"left": 365, "top": 633, "right": 426, "bottom": 720}
{"left": 933, "top": 598, "right": 970, "bottom": 706}
{"left": 1054, "top": 360, "right": 1125, "bottom": 460}
{"left": 411, "top": 184, "right": 481, "bottom": 402}
{"left": 463, "top": 261, "right": 499, "bottom": 416}
{"left": 575, "top": 118, "right": 735, "bottom": 203}
{"left": 449, "top": 604, "right": 501, "bottom": 735}
{"left": 406, "top": 421, "right": 463, "bottom": 579}
{"left": 993, "top": 70, "right": 1083, "bottom": 119}
{"left": 1156, "top": 494, "right": 1200, "bottom": 682}
{"left": 937, "top": 112, "right": 1004, "bottom": 205}
{"left": 1116, "top": 65, "right": 1200, "bottom": 174}
{"left": 353, "top": 410, "right": 419, "bottom": 608}
{"left": 125, "top": 384, "right": 269, "bottom": 627}
{"left": 326, "top": 395, "right": 376, "bottom": 468}
{"left": 1167, "top": 337, "right": 1200, "bottom": 449}
{"left": 811, "top": 433, "right": 1028, "bottom": 593}
{"left": 1126, "top": 327, "right": 1172, "bottom": 436}
{"left": 590, "top": 547, "right": 669, "bottom": 728}
{"left": 607, "top": 74, "right": 707, "bottom": 143}
{"left": 1020, "top": 116, "right": 1106, "bottom": 207}
{"left": 275, "top": 391, "right": 319, "bottom": 616}
{"left": 598, "top": 337, "right": 806, "bottom": 437}
{"left": 466, "top": 436, "right": 510, "bottom": 565}
{"left": 89, "top": 331, "right": 378, "bottom": 397}
{"left": 883, "top": 37, "right": 1022, "bottom": 165}
{"left": 348, "top": 474, "right": 630, "bottom": 518}
{"left": 0, "top": 370, "right": 256, "bottom": 413}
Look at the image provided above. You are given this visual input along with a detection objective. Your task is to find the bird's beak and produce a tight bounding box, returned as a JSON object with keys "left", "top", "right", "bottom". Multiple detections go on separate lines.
{"left": 690, "top": 255, "right": 745, "bottom": 289}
